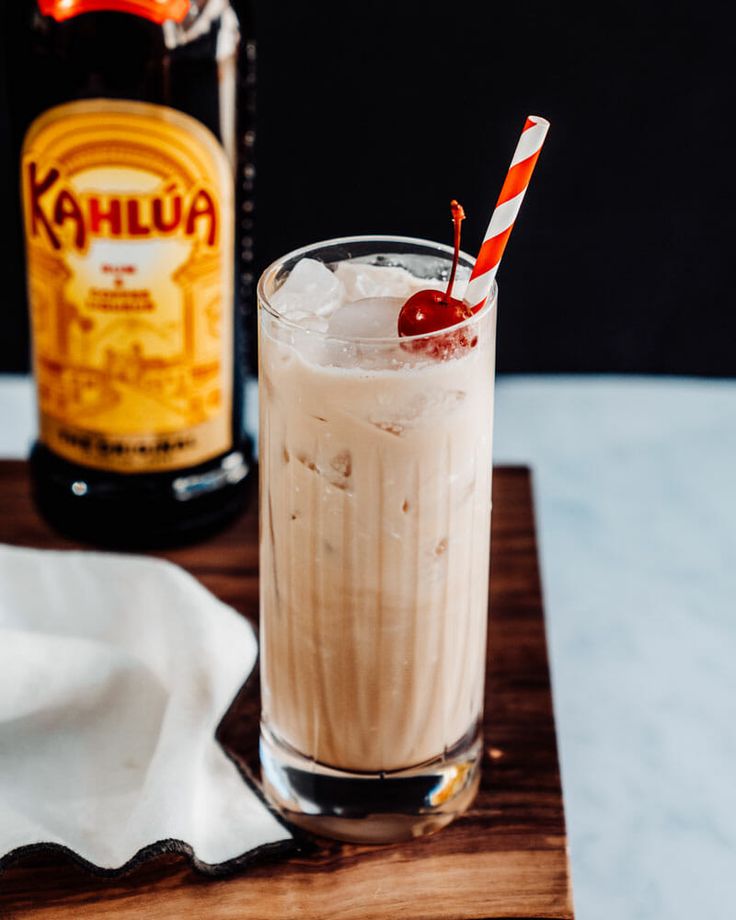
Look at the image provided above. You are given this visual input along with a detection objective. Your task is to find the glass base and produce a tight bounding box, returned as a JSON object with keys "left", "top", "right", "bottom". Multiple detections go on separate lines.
{"left": 259, "top": 723, "right": 482, "bottom": 844}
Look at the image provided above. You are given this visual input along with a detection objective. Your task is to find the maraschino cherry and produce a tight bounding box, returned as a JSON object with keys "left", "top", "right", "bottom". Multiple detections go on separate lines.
{"left": 398, "top": 200, "right": 475, "bottom": 352}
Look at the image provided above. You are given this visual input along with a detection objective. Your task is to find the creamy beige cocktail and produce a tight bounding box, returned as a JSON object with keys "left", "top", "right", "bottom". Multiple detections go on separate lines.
{"left": 258, "top": 237, "right": 496, "bottom": 842}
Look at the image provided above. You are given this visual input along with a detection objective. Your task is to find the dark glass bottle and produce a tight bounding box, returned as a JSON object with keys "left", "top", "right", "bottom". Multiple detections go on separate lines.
{"left": 9, "top": 0, "right": 255, "bottom": 547}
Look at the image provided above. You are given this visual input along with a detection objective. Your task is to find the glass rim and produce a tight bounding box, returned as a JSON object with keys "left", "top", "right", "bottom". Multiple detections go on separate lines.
{"left": 257, "top": 234, "right": 497, "bottom": 347}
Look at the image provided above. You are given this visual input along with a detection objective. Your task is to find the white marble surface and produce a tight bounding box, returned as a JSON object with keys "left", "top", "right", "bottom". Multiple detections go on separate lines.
{"left": 2, "top": 374, "right": 735, "bottom": 918}
{"left": 493, "top": 376, "right": 736, "bottom": 920}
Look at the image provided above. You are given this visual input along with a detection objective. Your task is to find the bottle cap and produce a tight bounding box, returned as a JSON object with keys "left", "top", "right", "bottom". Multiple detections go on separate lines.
{"left": 37, "top": 0, "right": 190, "bottom": 24}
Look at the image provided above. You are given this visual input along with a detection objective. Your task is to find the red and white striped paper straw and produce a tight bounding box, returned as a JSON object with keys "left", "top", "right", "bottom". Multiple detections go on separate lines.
{"left": 463, "top": 115, "right": 550, "bottom": 312}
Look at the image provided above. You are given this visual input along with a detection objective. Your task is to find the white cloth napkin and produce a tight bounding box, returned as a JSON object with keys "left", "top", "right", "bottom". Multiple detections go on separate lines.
{"left": 0, "top": 543, "right": 292, "bottom": 874}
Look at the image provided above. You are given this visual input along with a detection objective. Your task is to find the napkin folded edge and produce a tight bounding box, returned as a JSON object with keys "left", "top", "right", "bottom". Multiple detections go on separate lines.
{"left": 0, "top": 711, "right": 298, "bottom": 877}
{"left": 0, "top": 542, "right": 298, "bottom": 878}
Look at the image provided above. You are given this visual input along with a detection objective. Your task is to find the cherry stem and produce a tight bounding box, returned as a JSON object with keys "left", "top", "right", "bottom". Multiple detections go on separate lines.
{"left": 444, "top": 199, "right": 466, "bottom": 300}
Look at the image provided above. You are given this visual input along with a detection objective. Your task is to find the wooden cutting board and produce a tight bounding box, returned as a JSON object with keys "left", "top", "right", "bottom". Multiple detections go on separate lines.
{"left": 0, "top": 462, "right": 574, "bottom": 919}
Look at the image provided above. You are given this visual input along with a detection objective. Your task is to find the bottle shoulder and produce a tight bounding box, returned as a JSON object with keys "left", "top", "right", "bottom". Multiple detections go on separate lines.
{"left": 12, "top": 1, "right": 244, "bottom": 142}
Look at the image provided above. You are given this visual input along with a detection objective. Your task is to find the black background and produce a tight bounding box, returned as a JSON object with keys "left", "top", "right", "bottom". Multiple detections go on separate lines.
{"left": 1, "top": 1, "right": 733, "bottom": 375}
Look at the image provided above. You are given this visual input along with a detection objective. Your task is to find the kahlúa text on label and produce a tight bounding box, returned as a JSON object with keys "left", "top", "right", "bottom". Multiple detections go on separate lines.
{"left": 21, "top": 99, "right": 235, "bottom": 473}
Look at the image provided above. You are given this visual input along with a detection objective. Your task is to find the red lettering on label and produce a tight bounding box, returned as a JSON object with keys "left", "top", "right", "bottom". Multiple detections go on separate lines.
{"left": 89, "top": 198, "right": 123, "bottom": 235}
{"left": 53, "top": 189, "right": 86, "bottom": 250}
{"left": 185, "top": 189, "right": 217, "bottom": 246}
{"left": 152, "top": 193, "right": 182, "bottom": 233}
{"left": 24, "top": 162, "right": 218, "bottom": 253}
{"left": 27, "top": 162, "right": 61, "bottom": 250}
{"left": 126, "top": 200, "right": 151, "bottom": 237}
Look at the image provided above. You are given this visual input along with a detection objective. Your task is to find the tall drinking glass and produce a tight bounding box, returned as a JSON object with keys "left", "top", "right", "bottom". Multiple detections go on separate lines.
{"left": 258, "top": 236, "right": 497, "bottom": 843}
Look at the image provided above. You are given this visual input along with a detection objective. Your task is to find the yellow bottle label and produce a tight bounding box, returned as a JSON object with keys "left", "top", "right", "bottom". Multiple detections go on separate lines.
{"left": 22, "top": 99, "right": 234, "bottom": 473}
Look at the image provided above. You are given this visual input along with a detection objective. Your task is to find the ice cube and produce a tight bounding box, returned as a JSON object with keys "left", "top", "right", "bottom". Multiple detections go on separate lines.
{"left": 335, "top": 263, "right": 426, "bottom": 301}
{"left": 335, "top": 260, "right": 469, "bottom": 302}
{"left": 271, "top": 258, "right": 345, "bottom": 318}
{"left": 327, "top": 297, "right": 404, "bottom": 339}
{"left": 285, "top": 310, "right": 330, "bottom": 333}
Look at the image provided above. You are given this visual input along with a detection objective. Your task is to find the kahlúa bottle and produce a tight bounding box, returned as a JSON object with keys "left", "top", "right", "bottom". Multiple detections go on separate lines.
{"left": 16, "top": 0, "right": 254, "bottom": 547}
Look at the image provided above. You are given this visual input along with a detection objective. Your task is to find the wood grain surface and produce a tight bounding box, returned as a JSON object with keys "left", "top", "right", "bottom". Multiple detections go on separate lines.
{"left": 0, "top": 462, "right": 573, "bottom": 919}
